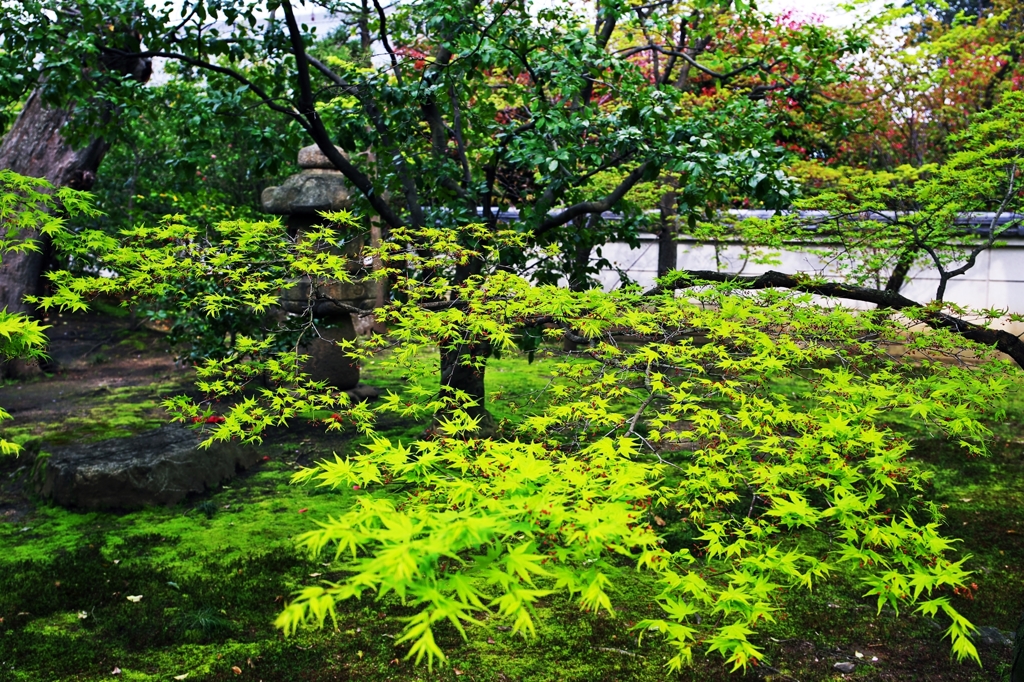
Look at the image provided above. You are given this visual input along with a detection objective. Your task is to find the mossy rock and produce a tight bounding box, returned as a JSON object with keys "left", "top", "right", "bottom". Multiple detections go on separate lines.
{"left": 36, "top": 424, "right": 260, "bottom": 510}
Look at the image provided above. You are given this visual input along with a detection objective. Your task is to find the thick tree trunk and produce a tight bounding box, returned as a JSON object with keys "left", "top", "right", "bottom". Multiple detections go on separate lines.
{"left": 0, "top": 90, "right": 114, "bottom": 377}
{"left": 437, "top": 260, "right": 495, "bottom": 437}
{"left": 0, "top": 89, "right": 109, "bottom": 315}
{"left": 439, "top": 341, "right": 495, "bottom": 437}
{"left": 0, "top": 28, "right": 151, "bottom": 317}
{"left": 0, "top": 42, "right": 149, "bottom": 377}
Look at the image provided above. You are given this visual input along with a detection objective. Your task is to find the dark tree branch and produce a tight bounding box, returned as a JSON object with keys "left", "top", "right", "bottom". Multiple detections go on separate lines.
{"left": 940, "top": 163, "right": 1019, "bottom": 294}
{"left": 534, "top": 150, "right": 639, "bottom": 220}
{"left": 814, "top": 88, "right": 889, "bottom": 106}
{"left": 306, "top": 54, "right": 425, "bottom": 228}
{"left": 449, "top": 82, "right": 472, "bottom": 188}
{"left": 651, "top": 46, "right": 763, "bottom": 81}
{"left": 280, "top": 1, "right": 405, "bottom": 229}
{"left": 419, "top": 43, "right": 455, "bottom": 147}
{"left": 282, "top": 2, "right": 323, "bottom": 122}
{"left": 646, "top": 270, "right": 1024, "bottom": 369}
{"left": 481, "top": 120, "right": 536, "bottom": 226}
{"left": 659, "top": 18, "right": 688, "bottom": 86}
{"left": 105, "top": 34, "right": 406, "bottom": 230}
{"left": 412, "top": 7, "right": 476, "bottom": 212}
{"left": 100, "top": 48, "right": 302, "bottom": 121}
{"left": 536, "top": 162, "right": 651, "bottom": 234}
{"left": 162, "top": 2, "right": 201, "bottom": 42}
{"left": 506, "top": 46, "right": 545, "bottom": 94}
{"left": 884, "top": 248, "right": 916, "bottom": 295}
{"left": 305, "top": 54, "right": 354, "bottom": 92}
{"left": 371, "top": 0, "right": 403, "bottom": 85}
{"left": 579, "top": 8, "right": 618, "bottom": 106}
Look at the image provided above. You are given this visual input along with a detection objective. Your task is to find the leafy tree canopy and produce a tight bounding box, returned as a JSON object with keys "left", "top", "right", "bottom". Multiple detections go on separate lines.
{"left": 3, "top": 1, "right": 1023, "bottom": 671}
{"left": 0, "top": 0, "right": 870, "bottom": 280}
{"left": 809, "top": 0, "right": 1024, "bottom": 169}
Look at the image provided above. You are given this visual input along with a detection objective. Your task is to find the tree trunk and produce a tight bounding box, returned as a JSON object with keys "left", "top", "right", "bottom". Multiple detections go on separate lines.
{"left": 358, "top": 0, "right": 373, "bottom": 52}
{"left": 883, "top": 249, "right": 916, "bottom": 295}
{"left": 0, "top": 89, "right": 109, "bottom": 315}
{"left": 1011, "top": 607, "right": 1024, "bottom": 682}
{"left": 439, "top": 341, "right": 496, "bottom": 437}
{"left": 0, "top": 41, "right": 150, "bottom": 377}
{"left": 0, "top": 18, "right": 152, "bottom": 307}
{"left": 657, "top": 185, "right": 679, "bottom": 278}
{"left": 0, "top": 90, "right": 115, "bottom": 378}
{"left": 436, "top": 260, "right": 495, "bottom": 437}
{"left": 562, "top": 227, "right": 592, "bottom": 351}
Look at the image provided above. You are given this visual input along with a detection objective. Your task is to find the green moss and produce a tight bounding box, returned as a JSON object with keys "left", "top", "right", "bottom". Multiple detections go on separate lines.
{"left": 0, "top": 384, "right": 183, "bottom": 446}
{"left": 1, "top": 355, "right": 1020, "bottom": 680}
{"left": 117, "top": 334, "right": 151, "bottom": 352}
{"left": 89, "top": 299, "right": 133, "bottom": 319}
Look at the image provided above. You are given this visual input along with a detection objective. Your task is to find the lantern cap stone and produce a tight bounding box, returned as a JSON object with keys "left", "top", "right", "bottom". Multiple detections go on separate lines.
{"left": 297, "top": 144, "right": 348, "bottom": 169}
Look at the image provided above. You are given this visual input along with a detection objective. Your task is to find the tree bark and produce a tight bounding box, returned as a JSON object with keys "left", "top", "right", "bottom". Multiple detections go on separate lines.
{"left": 0, "top": 89, "right": 110, "bottom": 315}
{"left": 562, "top": 223, "right": 592, "bottom": 351}
{"left": 439, "top": 341, "right": 496, "bottom": 437}
{"left": 883, "top": 249, "right": 916, "bottom": 296}
{"left": 657, "top": 185, "right": 679, "bottom": 278}
{"left": 0, "top": 25, "right": 150, "bottom": 375}
{"left": 436, "top": 260, "right": 496, "bottom": 437}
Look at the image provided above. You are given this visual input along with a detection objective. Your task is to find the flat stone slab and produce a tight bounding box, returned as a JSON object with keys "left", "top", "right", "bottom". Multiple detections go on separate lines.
{"left": 36, "top": 424, "right": 260, "bottom": 510}
{"left": 972, "top": 626, "right": 1016, "bottom": 648}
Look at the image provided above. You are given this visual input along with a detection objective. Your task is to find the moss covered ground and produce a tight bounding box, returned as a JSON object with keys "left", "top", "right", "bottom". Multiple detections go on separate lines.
{"left": 0, "top": 327, "right": 1021, "bottom": 681}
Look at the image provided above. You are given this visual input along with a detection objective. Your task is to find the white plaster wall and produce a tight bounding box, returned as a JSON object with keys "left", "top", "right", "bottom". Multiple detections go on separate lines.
{"left": 593, "top": 235, "right": 1024, "bottom": 335}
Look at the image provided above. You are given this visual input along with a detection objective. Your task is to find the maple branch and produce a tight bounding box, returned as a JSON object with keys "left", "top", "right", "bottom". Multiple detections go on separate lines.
{"left": 646, "top": 270, "right": 1024, "bottom": 369}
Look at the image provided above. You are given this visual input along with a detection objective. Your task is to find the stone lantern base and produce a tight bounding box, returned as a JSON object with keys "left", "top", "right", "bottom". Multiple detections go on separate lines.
{"left": 302, "top": 319, "right": 360, "bottom": 391}
{"left": 261, "top": 144, "right": 379, "bottom": 397}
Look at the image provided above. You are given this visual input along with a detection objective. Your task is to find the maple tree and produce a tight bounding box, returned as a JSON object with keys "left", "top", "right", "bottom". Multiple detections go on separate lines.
{"left": 3, "top": 1, "right": 1024, "bottom": 672}
{"left": 34, "top": 202, "right": 1021, "bottom": 670}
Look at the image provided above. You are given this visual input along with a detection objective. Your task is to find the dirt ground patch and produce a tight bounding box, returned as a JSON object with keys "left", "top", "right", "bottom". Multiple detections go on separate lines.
{"left": 1, "top": 310, "right": 190, "bottom": 424}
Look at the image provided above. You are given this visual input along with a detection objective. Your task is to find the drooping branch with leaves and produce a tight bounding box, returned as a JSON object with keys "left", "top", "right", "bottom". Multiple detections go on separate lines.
{"left": 674, "top": 91, "right": 1024, "bottom": 369}
{"left": 36, "top": 202, "right": 1020, "bottom": 671}
{"left": 0, "top": 170, "right": 97, "bottom": 453}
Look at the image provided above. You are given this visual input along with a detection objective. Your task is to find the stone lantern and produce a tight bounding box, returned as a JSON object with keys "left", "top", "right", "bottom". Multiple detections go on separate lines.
{"left": 261, "top": 144, "right": 377, "bottom": 398}
{"left": 262, "top": 144, "right": 353, "bottom": 230}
